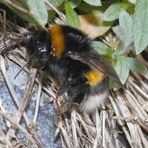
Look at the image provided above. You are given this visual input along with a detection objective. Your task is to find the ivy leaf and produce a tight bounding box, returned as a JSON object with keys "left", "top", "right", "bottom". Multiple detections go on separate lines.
{"left": 103, "top": 2, "right": 128, "bottom": 21}
{"left": 133, "top": 0, "right": 148, "bottom": 54}
{"left": 26, "top": 0, "right": 48, "bottom": 26}
{"left": 65, "top": 2, "right": 80, "bottom": 28}
{"left": 83, "top": 0, "right": 101, "bottom": 6}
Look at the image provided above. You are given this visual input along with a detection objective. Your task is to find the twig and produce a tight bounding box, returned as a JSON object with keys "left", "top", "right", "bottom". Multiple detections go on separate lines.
{"left": 0, "top": 111, "right": 38, "bottom": 147}
{"left": 109, "top": 95, "right": 132, "bottom": 147}
{"left": 128, "top": 79, "right": 148, "bottom": 99}
{"left": 1, "top": 0, "right": 30, "bottom": 15}
{"left": 71, "top": 110, "right": 79, "bottom": 148}
{"left": 101, "top": 109, "right": 106, "bottom": 147}
{"left": 0, "top": 55, "right": 44, "bottom": 147}
{"left": 45, "top": 0, "right": 66, "bottom": 24}
{"left": 0, "top": 55, "right": 30, "bottom": 125}
{"left": 33, "top": 82, "right": 42, "bottom": 123}
{"left": 93, "top": 109, "right": 99, "bottom": 148}
{"left": 76, "top": 112, "right": 93, "bottom": 140}
{"left": 17, "top": 68, "right": 37, "bottom": 122}
{"left": 0, "top": 8, "right": 6, "bottom": 30}
{"left": 58, "top": 121, "right": 72, "bottom": 148}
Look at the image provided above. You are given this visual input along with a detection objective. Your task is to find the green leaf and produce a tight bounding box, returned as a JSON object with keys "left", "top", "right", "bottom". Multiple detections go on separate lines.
{"left": 17, "top": 0, "right": 29, "bottom": 9}
{"left": 47, "top": 0, "right": 64, "bottom": 7}
{"left": 69, "top": 0, "right": 81, "bottom": 8}
{"left": 112, "top": 25, "right": 125, "bottom": 44}
{"left": 109, "top": 79, "right": 122, "bottom": 90}
{"left": 26, "top": 0, "right": 48, "bottom": 26}
{"left": 78, "top": 3, "right": 104, "bottom": 13}
{"left": 115, "top": 56, "right": 130, "bottom": 84}
{"left": 92, "top": 41, "right": 112, "bottom": 55}
{"left": 113, "top": 11, "right": 134, "bottom": 50}
{"left": 126, "top": 58, "right": 147, "bottom": 73}
{"left": 119, "top": 11, "right": 133, "bottom": 48}
{"left": 65, "top": 2, "right": 80, "bottom": 28}
{"left": 103, "top": 2, "right": 128, "bottom": 21}
{"left": 128, "top": 0, "right": 137, "bottom": 4}
{"left": 133, "top": 0, "right": 148, "bottom": 54}
{"left": 48, "top": 11, "right": 56, "bottom": 22}
{"left": 115, "top": 56, "right": 147, "bottom": 84}
{"left": 83, "top": 0, "right": 101, "bottom": 6}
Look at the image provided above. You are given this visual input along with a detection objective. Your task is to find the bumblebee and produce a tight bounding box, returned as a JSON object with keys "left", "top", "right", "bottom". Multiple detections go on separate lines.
{"left": 26, "top": 25, "right": 119, "bottom": 112}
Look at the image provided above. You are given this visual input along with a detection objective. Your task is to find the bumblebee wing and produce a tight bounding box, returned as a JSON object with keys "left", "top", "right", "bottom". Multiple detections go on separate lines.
{"left": 67, "top": 51, "right": 119, "bottom": 81}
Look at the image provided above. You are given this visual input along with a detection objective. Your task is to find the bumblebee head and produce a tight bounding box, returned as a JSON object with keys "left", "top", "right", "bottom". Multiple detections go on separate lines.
{"left": 27, "top": 30, "right": 52, "bottom": 68}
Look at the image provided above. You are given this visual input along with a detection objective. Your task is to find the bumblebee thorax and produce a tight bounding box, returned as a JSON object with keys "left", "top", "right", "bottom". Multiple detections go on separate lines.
{"left": 49, "top": 25, "right": 65, "bottom": 58}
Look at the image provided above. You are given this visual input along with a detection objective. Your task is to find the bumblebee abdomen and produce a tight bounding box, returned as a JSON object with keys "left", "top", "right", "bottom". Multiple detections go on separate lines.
{"left": 79, "top": 76, "right": 109, "bottom": 112}
{"left": 79, "top": 90, "right": 109, "bottom": 112}
{"left": 85, "top": 70, "right": 105, "bottom": 86}
{"left": 66, "top": 67, "right": 109, "bottom": 111}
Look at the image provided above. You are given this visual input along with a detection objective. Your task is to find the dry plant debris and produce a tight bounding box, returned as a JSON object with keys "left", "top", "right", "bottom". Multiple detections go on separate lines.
{"left": 0, "top": 37, "right": 148, "bottom": 148}
{"left": 0, "top": 1, "right": 148, "bottom": 147}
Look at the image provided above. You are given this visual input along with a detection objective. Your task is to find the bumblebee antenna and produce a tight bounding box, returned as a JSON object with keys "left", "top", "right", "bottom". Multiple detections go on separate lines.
{"left": 14, "top": 49, "right": 41, "bottom": 80}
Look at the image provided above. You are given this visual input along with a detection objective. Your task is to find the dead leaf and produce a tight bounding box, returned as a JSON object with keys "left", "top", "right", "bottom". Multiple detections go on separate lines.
{"left": 79, "top": 11, "right": 112, "bottom": 39}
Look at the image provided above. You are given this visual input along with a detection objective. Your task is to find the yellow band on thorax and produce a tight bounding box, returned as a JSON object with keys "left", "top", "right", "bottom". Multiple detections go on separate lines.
{"left": 49, "top": 25, "right": 65, "bottom": 58}
{"left": 85, "top": 70, "right": 104, "bottom": 86}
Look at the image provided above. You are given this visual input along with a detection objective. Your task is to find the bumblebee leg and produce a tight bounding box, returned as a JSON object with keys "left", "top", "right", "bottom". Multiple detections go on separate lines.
{"left": 55, "top": 79, "right": 72, "bottom": 120}
{"left": 56, "top": 79, "right": 71, "bottom": 96}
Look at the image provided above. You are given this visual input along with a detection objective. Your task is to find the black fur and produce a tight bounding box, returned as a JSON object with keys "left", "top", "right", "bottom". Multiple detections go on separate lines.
{"left": 26, "top": 25, "right": 116, "bottom": 109}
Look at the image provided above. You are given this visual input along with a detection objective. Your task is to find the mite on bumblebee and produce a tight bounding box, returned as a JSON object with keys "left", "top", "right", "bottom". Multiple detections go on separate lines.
{"left": 26, "top": 24, "right": 119, "bottom": 112}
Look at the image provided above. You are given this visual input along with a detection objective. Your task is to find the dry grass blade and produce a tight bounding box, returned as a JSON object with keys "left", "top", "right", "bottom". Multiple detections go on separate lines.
{"left": 0, "top": 111, "right": 38, "bottom": 147}
{"left": 71, "top": 110, "right": 79, "bottom": 148}
{"left": 0, "top": 55, "right": 45, "bottom": 147}
{"left": 0, "top": 55, "right": 19, "bottom": 107}
{"left": 33, "top": 82, "right": 42, "bottom": 123}
{"left": 45, "top": 0, "right": 66, "bottom": 23}
{"left": 18, "top": 68, "right": 37, "bottom": 118}
{"left": 109, "top": 95, "right": 132, "bottom": 147}
{"left": 93, "top": 109, "right": 99, "bottom": 148}
{"left": 58, "top": 121, "right": 72, "bottom": 148}
{"left": 0, "top": 42, "right": 148, "bottom": 147}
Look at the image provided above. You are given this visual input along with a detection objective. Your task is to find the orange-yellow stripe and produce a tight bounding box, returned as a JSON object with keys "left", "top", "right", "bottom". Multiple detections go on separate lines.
{"left": 49, "top": 25, "right": 65, "bottom": 58}
{"left": 85, "top": 70, "right": 104, "bottom": 86}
